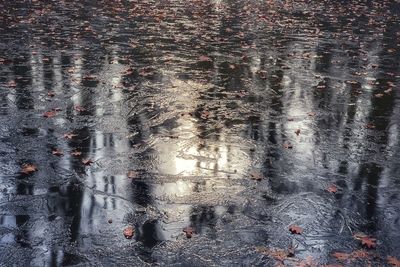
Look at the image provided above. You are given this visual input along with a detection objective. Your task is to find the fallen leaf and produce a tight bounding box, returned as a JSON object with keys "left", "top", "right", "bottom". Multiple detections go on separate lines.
{"left": 308, "top": 112, "right": 316, "bottom": 117}
{"left": 82, "top": 159, "right": 93, "bottom": 166}
{"left": 333, "top": 252, "right": 351, "bottom": 261}
{"left": 327, "top": 184, "right": 338, "bottom": 193}
{"left": 256, "top": 247, "right": 288, "bottom": 262}
{"left": 47, "top": 91, "right": 55, "bottom": 97}
{"left": 74, "top": 105, "right": 86, "bottom": 112}
{"left": 127, "top": 170, "right": 138, "bottom": 179}
{"left": 21, "top": 164, "right": 38, "bottom": 174}
{"left": 198, "top": 55, "right": 213, "bottom": 63}
{"left": 388, "top": 256, "right": 400, "bottom": 267}
{"left": 353, "top": 233, "right": 376, "bottom": 249}
{"left": 71, "top": 150, "right": 82, "bottom": 156}
{"left": 360, "top": 236, "right": 376, "bottom": 249}
{"left": 283, "top": 143, "right": 293, "bottom": 149}
{"left": 365, "top": 123, "right": 375, "bottom": 129}
{"left": 250, "top": 171, "right": 263, "bottom": 181}
{"left": 295, "top": 129, "right": 301, "bottom": 136}
{"left": 123, "top": 226, "right": 134, "bottom": 239}
{"left": 52, "top": 149, "right": 64, "bottom": 156}
{"left": 374, "top": 93, "right": 384, "bottom": 98}
{"left": 183, "top": 226, "right": 195, "bottom": 238}
{"left": 64, "top": 133, "right": 77, "bottom": 140}
{"left": 43, "top": 110, "right": 57, "bottom": 118}
{"left": 289, "top": 225, "right": 303, "bottom": 235}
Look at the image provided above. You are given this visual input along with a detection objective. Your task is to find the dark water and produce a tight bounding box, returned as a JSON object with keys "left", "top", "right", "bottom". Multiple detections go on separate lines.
{"left": 1, "top": 0, "right": 400, "bottom": 266}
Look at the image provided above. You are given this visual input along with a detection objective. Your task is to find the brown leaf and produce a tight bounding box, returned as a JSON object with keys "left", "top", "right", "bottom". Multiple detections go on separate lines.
{"left": 52, "top": 149, "right": 64, "bottom": 156}
{"left": 47, "top": 91, "right": 55, "bottom": 97}
{"left": 127, "top": 170, "right": 138, "bottom": 179}
{"left": 250, "top": 171, "right": 263, "bottom": 181}
{"left": 332, "top": 252, "right": 351, "bottom": 261}
{"left": 198, "top": 55, "right": 213, "bottom": 63}
{"left": 308, "top": 112, "right": 316, "bottom": 117}
{"left": 64, "top": 133, "right": 77, "bottom": 140}
{"left": 327, "top": 184, "right": 338, "bottom": 193}
{"left": 183, "top": 226, "right": 195, "bottom": 238}
{"left": 388, "top": 256, "right": 400, "bottom": 267}
{"left": 365, "top": 123, "right": 375, "bottom": 129}
{"left": 21, "top": 164, "right": 38, "bottom": 174}
{"left": 43, "top": 110, "right": 57, "bottom": 118}
{"left": 82, "top": 159, "right": 93, "bottom": 166}
{"left": 123, "top": 226, "right": 134, "bottom": 239}
{"left": 295, "top": 129, "right": 301, "bottom": 136}
{"left": 351, "top": 250, "right": 370, "bottom": 259}
{"left": 354, "top": 234, "right": 376, "bottom": 249}
{"left": 71, "top": 150, "right": 82, "bottom": 156}
{"left": 360, "top": 236, "right": 376, "bottom": 249}
{"left": 283, "top": 143, "right": 293, "bottom": 149}
{"left": 289, "top": 225, "right": 303, "bottom": 235}
{"left": 74, "top": 105, "right": 86, "bottom": 112}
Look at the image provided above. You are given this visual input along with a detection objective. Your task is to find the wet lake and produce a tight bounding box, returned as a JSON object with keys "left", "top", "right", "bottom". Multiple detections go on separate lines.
{"left": 1, "top": 0, "right": 400, "bottom": 266}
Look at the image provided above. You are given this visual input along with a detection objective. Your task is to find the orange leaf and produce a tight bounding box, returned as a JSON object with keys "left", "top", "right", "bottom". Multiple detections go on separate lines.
{"left": 43, "top": 110, "right": 57, "bottom": 118}
{"left": 127, "top": 170, "right": 138, "bottom": 179}
{"left": 289, "top": 225, "right": 303, "bottom": 234}
{"left": 123, "top": 226, "right": 134, "bottom": 239}
{"left": 327, "top": 184, "right": 338, "bottom": 193}
{"left": 388, "top": 256, "right": 400, "bottom": 267}
{"left": 332, "top": 252, "right": 351, "bottom": 261}
{"left": 21, "top": 164, "right": 38, "bottom": 174}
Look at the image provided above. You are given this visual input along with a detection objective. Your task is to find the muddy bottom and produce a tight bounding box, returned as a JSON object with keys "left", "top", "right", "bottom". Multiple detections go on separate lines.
{"left": 1, "top": 1, "right": 400, "bottom": 266}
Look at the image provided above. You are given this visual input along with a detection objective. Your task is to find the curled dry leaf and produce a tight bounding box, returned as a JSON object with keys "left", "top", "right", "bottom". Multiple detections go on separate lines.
{"left": 283, "top": 143, "right": 293, "bottom": 149}
{"left": 47, "top": 91, "right": 55, "bottom": 97}
{"left": 289, "top": 225, "right": 303, "bottom": 235}
{"left": 123, "top": 226, "right": 134, "bottom": 239}
{"left": 52, "top": 149, "right": 64, "bottom": 156}
{"left": 365, "top": 123, "right": 375, "bottom": 129}
{"left": 74, "top": 105, "right": 86, "bottom": 112}
{"left": 183, "top": 226, "right": 195, "bottom": 238}
{"left": 127, "top": 170, "right": 138, "bottom": 179}
{"left": 43, "top": 110, "right": 57, "bottom": 118}
{"left": 82, "top": 159, "right": 93, "bottom": 166}
{"left": 327, "top": 184, "right": 338, "bottom": 193}
{"left": 64, "top": 133, "right": 77, "bottom": 140}
{"left": 21, "top": 164, "right": 38, "bottom": 174}
{"left": 249, "top": 171, "right": 263, "bottom": 181}
{"left": 71, "top": 150, "right": 82, "bottom": 156}
{"left": 295, "top": 129, "right": 301, "bottom": 136}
